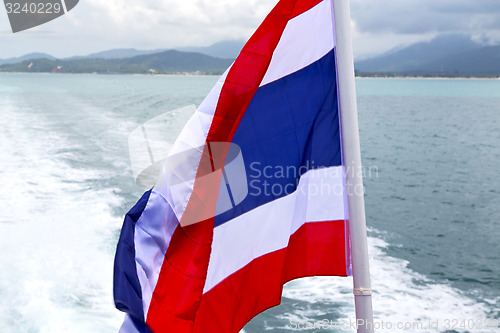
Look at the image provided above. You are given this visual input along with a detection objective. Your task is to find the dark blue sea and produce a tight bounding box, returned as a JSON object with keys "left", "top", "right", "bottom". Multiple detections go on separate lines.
{"left": 1, "top": 74, "right": 499, "bottom": 332}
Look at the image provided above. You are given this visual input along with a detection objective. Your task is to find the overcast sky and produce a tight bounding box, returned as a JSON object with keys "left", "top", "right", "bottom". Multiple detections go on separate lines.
{"left": 1, "top": 0, "right": 500, "bottom": 59}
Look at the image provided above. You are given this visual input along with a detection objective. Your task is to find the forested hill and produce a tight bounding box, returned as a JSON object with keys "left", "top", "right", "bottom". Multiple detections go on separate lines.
{"left": 0, "top": 50, "right": 233, "bottom": 75}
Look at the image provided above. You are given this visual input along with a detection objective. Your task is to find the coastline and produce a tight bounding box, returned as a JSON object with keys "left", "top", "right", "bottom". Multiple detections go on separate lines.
{"left": 355, "top": 75, "right": 500, "bottom": 80}
{"left": 0, "top": 71, "right": 221, "bottom": 77}
{"left": 1, "top": 71, "right": 499, "bottom": 80}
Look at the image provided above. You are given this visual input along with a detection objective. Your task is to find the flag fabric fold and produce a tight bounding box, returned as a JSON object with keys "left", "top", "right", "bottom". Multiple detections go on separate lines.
{"left": 114, "top": 0, "right": 351, "bottom": 332}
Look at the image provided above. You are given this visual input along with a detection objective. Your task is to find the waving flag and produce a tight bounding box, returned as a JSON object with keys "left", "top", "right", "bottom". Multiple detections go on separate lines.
{"left": 114, "top": 0, "right": 363, "bottom": 332}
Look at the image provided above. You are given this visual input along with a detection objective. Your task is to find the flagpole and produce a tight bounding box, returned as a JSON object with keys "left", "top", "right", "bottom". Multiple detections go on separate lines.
{"left": 332, "top": 1, "right": 374, "bottom": 332}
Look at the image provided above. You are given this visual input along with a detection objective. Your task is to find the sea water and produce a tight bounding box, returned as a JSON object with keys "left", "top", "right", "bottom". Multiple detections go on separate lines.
{"left": 0, "top": 74, "right": 498, "bottom": 332}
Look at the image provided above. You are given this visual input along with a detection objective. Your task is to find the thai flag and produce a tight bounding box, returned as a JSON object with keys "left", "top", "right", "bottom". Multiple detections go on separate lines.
{"left": 114, "top": 0, "right": 352, "bottom": 331}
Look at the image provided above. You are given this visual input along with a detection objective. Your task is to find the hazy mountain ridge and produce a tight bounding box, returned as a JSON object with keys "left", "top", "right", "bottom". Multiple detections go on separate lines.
{"left": 0, "top": 40, "right": 242, "bottom": 64}
{"left": 2, "top": 36, "right": 499, "bottom": 75}
{"left": 355, "top": 34, "right": 500, "bottom": 75}
{"left": 176, "top": 40, "right": 245, "bottom": 59}
{"left": 65, "top": 48, "right": 168, "bottom": 60}
{"left": 0, "top": 50, "right": 233, "bottom": 74}
{"left": 420, "top": 44, "right": 500, "bottom": 75}
{"left": 0, "top": 52, "right": 57, "bottom": 65}
{"left": 0, "top": 41, "right": 241, "bottom": 74}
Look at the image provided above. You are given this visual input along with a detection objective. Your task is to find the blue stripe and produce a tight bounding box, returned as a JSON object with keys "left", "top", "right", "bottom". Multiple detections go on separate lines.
{"left": 215, "top": 49, "right": 340, "bottom": 227}
{"left": 114, "top": 190, "right": 152, "bottom": 333}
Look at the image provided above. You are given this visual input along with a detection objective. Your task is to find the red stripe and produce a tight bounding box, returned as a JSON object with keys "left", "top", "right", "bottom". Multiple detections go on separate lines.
{"left": 193, "top": 220, "right": 348, "bottom": 333}
{"left": 207, "top": 0, "right": 322, "bottom": 150}
{"left": 290, "top": 0, "right": 323, "bottom": 19}
{"left": 147, "top": 0, "right": 328, "bottom": 332}
{"left": 181, "top": 0, "right": 325, "bottom": 227}
{"left": 146, "top": 220, "right": 213, "bottom": 331}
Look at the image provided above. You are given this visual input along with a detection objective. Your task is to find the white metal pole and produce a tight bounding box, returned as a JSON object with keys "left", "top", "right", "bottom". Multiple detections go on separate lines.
{"left": 332, "top": 0, "right": 374, "bottom": 332}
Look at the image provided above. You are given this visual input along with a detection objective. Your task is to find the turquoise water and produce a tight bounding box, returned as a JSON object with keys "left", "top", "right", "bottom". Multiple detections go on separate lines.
{"left": 0, "top": 74, "right": 498, "bottom": 332}
{"left": 358, "top": 78, "right": 500, "bottom": 295}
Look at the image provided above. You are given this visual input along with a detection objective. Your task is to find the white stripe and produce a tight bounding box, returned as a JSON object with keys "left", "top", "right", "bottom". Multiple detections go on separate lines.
{"left": 162, "top": 69, "right": 229, "bottom": 220}
{"left": 162, "top": 0, "right": 335, "bottom": 222}
{"left": 133, "top": 191, "right": 178, "bottom": 319}
{"left": 260, "top": 0, "right": 335, "bottom": 86}
{"left": 203, "top": 166, "right": 346, "bottom": 294}
{"left": 118, "top": 314, "right": 139, "bottom": 333}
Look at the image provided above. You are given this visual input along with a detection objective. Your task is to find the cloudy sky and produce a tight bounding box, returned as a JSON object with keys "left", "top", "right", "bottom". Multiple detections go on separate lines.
{"left": 1, "top": 0, "right": 500, "bottom": 59}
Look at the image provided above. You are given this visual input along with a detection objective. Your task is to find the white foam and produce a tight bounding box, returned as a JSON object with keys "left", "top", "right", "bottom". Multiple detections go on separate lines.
{"left": 0, "top": 95, "right": 124, "bottom": 332}
{"left": 273, "top": 235, "right": 491, "bottom": 332}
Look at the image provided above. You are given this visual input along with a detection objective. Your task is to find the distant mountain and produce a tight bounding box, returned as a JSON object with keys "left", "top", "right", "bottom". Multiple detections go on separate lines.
{"left": 118, "top": 50, "right": 232, "bottom": 73}
{"left": 65, "top": 48, "right": 167, "bottom": 60}
{"left": 176, "top": 40, "right": 245, "bottom": 59}
{"left": 0, "top": 39, "right": 242, "bottom": 64}
{"left": 0, "top": 52, "right": 56, "bottom": 65}
{"left": 64, "top": 41, "right": 244, "bottom": 61}
{"left": 0, "top": 50, "right": 232, "bottom": 74}
{"left": 355, "top": 34, "right": 486, "bottom": 74}
{"left": 423, "top": 45, "right": 500, "bottom": 75}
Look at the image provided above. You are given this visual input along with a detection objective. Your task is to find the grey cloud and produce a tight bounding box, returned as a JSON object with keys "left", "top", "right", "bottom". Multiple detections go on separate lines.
{"left": 350, "top": 0, "right": 500, "bottom": 37}
{"left": 428, "top": 0, "right": 500, "bottom": 14}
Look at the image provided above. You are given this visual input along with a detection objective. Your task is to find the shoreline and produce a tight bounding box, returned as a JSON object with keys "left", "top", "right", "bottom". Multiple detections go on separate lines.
{"left": 0, "top": 71, "right": 222, "bottom": 76}
{"left": 1, "top": 71, "right": 499, "bottom": 80}
{"left": 355, "top": 75, "right": 500, "bottom": 80}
